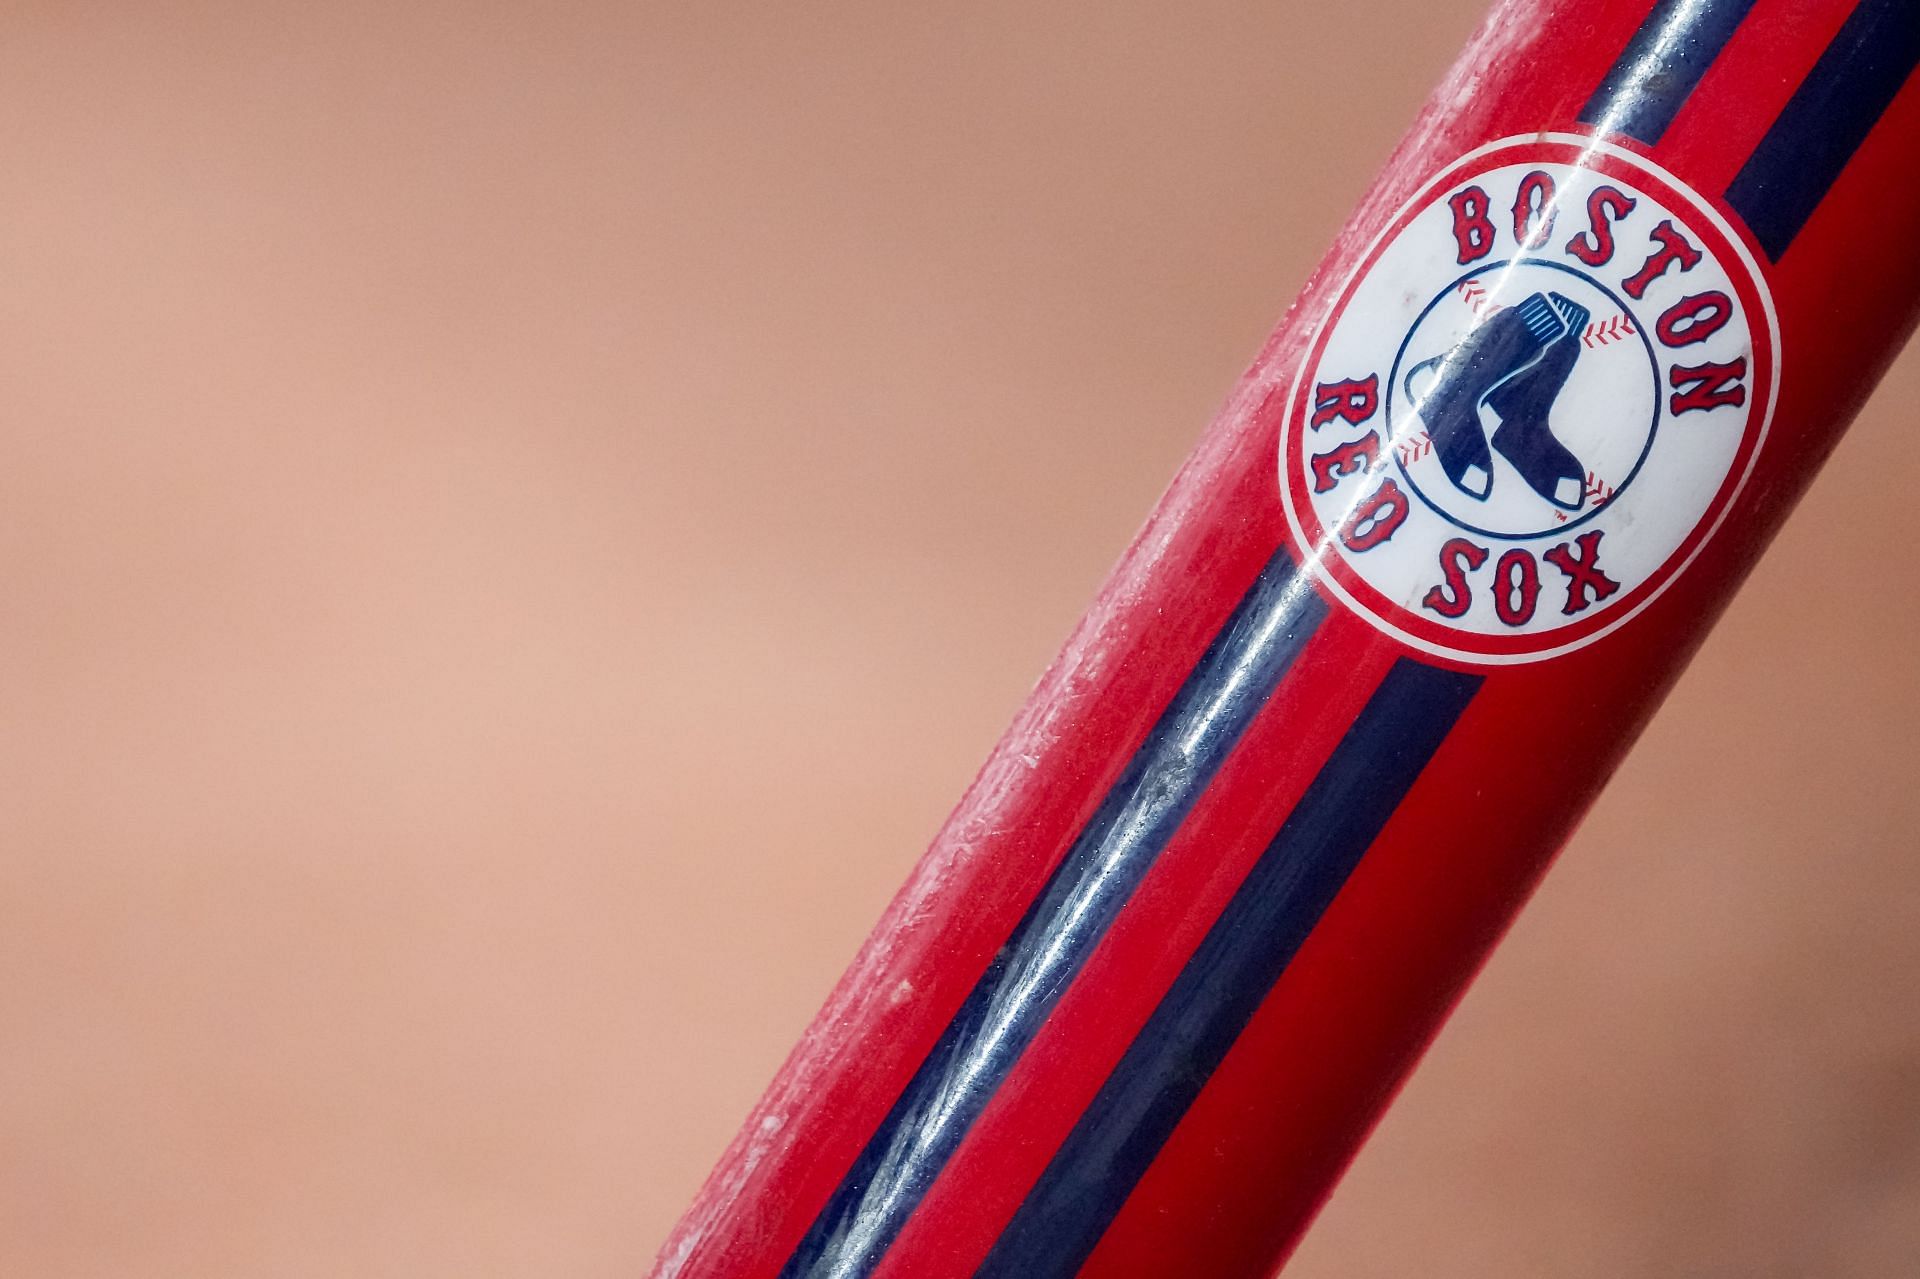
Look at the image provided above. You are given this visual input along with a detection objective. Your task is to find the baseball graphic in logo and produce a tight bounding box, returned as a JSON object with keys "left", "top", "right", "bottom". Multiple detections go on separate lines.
{"left": 1280, "top": 135, "right": 1778, "bottom": 663}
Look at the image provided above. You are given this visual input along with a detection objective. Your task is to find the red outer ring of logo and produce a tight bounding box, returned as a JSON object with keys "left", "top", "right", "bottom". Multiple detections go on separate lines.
{"left": 1281, "top": 137, "right": 1777, "bottom": 661}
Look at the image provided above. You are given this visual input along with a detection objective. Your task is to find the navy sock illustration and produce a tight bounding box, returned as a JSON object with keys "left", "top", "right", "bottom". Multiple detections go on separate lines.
{"left": 1484, "top": 292, "right": 1590, "bottom": 510}
{"left": 1402, "top": 291, "right": 1591, "bottom": 509}
{"left": 1402, "top": 292, "right": 1565, "bottom": 500}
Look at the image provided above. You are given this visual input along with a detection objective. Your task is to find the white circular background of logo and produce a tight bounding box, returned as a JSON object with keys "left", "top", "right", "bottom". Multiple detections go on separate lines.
{"left": 1280, "top": 135, "right": 1779, "bottom": 664}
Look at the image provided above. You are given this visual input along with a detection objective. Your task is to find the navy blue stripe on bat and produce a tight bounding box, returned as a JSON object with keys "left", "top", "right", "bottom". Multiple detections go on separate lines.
{"left": 779, "top": 547, "right": 1328, "bottom": 1279}
{"left": 976, "top": 657, "right": 1482, "bottom": 1279}
{"left": 1579, "top": 0, "right": 1759, "bottom": 145}
{"left": 1726, "top": 0, "right": 1920, "bottom": 262}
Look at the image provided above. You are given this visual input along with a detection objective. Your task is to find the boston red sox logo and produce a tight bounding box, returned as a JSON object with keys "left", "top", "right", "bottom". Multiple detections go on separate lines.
{"left": 1280, "top": 135, "right": 1779, "bottom": 663}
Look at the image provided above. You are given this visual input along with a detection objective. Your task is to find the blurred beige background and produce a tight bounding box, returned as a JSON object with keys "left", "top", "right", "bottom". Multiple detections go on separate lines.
{"left": 2, "top": 2, "right": 1915, "bottom": 1276}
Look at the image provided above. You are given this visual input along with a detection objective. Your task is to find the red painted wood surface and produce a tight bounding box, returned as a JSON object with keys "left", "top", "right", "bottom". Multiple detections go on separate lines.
{"left": 657, "top": 3, "right": 1920, "bottom": 1275}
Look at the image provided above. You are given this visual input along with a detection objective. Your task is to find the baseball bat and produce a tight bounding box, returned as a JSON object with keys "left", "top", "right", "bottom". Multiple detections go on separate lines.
{"left": 655, "top": 2, "right": 1920, "bottom": 1275}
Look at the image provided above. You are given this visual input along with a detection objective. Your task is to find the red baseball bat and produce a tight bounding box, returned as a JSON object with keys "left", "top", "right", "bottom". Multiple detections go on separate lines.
{"left": 656, "top": 2, "right": 1920, "bottom": 1275}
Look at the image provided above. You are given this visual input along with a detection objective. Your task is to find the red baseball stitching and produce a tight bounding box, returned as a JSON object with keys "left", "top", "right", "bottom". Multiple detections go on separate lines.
{"left": 1581, "top": 315, "right": 1637, "bottom": 347}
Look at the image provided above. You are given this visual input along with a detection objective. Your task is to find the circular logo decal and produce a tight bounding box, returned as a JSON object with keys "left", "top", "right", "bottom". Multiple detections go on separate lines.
{"left": 1280, "top": 134, "right": 1778, "bottom": 663}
